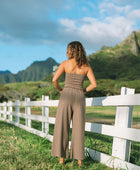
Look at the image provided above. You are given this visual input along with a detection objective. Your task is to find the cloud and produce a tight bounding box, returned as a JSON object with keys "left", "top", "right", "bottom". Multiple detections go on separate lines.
{"left": 59, "top": 16, "right": 133, "bottom": 51}
{"left": 99, "top": 2, "right": 131, "bottom": 16}
{"left": 108, "top": 0, "right": 140, "bottom": 7}
{"left": 0, "top": 0, "right": 65, "bottom": 44}
{"left": 128, "top": 9, "right": 140, "bottom": 19}
{"left": 58, "top": 0, "right": 140, "bottom": 51}
{"left": 99, "top": 1, "right": 140, "bottom": 21}
{"left": 60, "top": 19, "right": 76, "bottom": 31}
{"left": 0, "top": 0, "right": 139, "bottom": 53}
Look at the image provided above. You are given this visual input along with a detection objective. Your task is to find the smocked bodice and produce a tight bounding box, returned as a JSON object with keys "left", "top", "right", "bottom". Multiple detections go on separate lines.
{"left": 64, "top": 73, "right": 85, "bottom": 90}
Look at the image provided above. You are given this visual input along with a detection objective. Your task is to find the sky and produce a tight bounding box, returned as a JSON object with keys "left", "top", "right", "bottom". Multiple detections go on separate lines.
{"left": 0, "top": 0, "right": 140, "bottom": 73}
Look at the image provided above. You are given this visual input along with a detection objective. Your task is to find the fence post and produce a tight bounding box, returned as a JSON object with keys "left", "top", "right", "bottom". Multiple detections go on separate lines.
{"left": 0, "top": 103, "right": 2, "bottom": 118}
{"left": 8, "top": 101, "right": 13, "bottom": 122}
{"left": 25, "top": 98, "right": 31, "bottom": 128}
{"left": 3, "top": 102, "right": 7, "bottom": 120}
{"left": 112, "top": 87, "right": 135, "bottom": 161}
{"left": 42, "top": 96, "right": 49, "bottom": 135}
{"left": 0, "top": 105, "right": 1, "bottom": 118}
{"left": 15, "top": 100, "right": 20, "bottom": 124}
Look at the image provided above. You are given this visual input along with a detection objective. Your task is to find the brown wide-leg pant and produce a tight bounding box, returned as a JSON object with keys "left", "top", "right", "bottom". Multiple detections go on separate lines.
{"left": 51, "top": 87, "right": 85, "bottom": 160}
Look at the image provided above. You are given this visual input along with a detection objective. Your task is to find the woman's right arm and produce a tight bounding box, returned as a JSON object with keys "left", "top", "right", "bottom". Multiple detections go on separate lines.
{"left": 52, "top": 61, "right": 65, "bottom": 92}
{"left": 84, "top": 66, "right": 97, "bottom": 93}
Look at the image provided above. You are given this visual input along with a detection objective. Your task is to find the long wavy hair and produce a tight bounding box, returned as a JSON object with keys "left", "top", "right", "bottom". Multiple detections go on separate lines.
{"left": 67, "top": 41, "right": 88, "bottom": 67}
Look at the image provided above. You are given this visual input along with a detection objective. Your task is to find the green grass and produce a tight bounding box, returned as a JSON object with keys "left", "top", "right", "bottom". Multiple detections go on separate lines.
{"left": 19, "top": 106, "right": 140, "bottom": 127}
{"left": 0, "top": 120, "right": 113, "bottom": 170}
{"left": 48, "top": 124, "right": 140, "bottom": 166}
{"left": 85, "top": 106, "right": 140, "bottom": 128}
{"left": 1, "top": 106, "right": 139, "bottom": 168}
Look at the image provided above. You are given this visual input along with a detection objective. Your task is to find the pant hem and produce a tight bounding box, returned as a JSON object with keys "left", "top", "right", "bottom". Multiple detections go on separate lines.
{"left": 51, "top": 153, "right": 69, "bottom": 159}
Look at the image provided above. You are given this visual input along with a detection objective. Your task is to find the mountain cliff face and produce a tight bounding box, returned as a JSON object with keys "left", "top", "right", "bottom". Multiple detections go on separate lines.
{"left": 118, "top": 30, "right": 140, "bottom": 56}
{"left": 0, "top": 57, "right": 59, "bottom": 84}
{"left": 93, "top": 30, "right": 140, "bottom": 58}
{"left": 88, "top": 30, "right": 140, "bottom": 80}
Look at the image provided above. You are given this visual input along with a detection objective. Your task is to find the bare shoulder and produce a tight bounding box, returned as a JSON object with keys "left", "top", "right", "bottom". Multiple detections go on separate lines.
{"left": 87, "top": 64, "right": 92, "bottom": 71}
{"left": 82, "top": 63, "right": 92, "bottom": 74}
{"left": 59, "top": 60, "right": 67, "bottom": 67}
{"left": 61, "top": 60, "right": 67, "bottom": 65}
{"left": 62, "top": 59, "right": 72, "bottom": 67}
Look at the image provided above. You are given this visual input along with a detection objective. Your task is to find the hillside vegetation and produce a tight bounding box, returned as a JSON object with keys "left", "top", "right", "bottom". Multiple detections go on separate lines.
{"left": 0, "top": 78, "right": 139, "bottom": 102}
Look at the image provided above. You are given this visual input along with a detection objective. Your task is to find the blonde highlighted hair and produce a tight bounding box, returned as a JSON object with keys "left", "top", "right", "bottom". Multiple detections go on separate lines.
{"left": 67, "top": 41, "right": 88, "bottom": 67}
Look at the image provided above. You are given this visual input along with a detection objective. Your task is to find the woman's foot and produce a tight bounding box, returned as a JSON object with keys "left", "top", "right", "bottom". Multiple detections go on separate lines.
{"left": 59, "top": 157, "right": 64, "bottom": 164}
{"left": 78, "top": 160, "right": 82, "bottom": 166}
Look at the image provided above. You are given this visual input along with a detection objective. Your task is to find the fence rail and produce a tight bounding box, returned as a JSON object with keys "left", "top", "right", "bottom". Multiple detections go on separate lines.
{"left": 0, "top": 87, "right": 140, "bottom": 170}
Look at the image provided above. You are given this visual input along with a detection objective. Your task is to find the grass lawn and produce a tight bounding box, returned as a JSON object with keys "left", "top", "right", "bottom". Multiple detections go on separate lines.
{"left": 19, "top": 105, "right": 140, "bottom": 128}
{"left": 0, "top": 120, "right": 113, "bottom": 170}
{"left": 1, "top": 105, "right": 139, "bottom": 168}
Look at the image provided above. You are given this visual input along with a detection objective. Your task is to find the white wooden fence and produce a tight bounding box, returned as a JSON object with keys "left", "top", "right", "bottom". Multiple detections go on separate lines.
{"left": 0, "top": 87, "right": 140, "bottom": 170}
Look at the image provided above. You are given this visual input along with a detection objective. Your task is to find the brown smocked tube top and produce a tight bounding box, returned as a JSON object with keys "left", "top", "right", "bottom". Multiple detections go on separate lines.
{"left": 64, "top": 73, "right": 85, "bottom": 90}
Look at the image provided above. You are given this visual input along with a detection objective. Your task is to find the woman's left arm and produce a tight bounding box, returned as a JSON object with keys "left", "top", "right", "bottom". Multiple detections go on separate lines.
{"left": 52, "top": 61, "right": 65, "bottom": 92}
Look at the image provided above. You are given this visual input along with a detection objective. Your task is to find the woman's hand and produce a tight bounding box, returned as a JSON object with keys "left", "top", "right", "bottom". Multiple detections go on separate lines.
{"left": 59, "top": 90, "right": 63, "bottom": 93}
{"left": 83, "top": 88, "right": 86, "bottom": 93}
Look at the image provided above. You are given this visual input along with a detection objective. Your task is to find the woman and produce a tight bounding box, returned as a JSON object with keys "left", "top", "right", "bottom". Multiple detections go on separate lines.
{"left": 51, "top": 41, "right": 97, "bottom": 165}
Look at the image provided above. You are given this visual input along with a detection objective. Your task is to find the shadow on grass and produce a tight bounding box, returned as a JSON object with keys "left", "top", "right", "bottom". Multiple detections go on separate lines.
{"left": 0, "top": 120, "right": 14, "bottom": 128}
{"left": 31, "top": 120, "right": 42, "bottom": 131}
{"left": 85, "top": 131, "right": 113, "bottom": 143}
{"left": 86, "top": 112, "right": 115, "bottom": 119}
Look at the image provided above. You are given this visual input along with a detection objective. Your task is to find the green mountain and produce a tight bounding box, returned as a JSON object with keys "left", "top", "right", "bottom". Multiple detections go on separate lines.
{"left": 17, "top": 57, "right": 59, "bottom": 82}
{"left": 88, "top": 30, "right": 140, "bottom": 80}
{"left": 0, "top": 57, "right": 59, "bottom": 84}
{"left": 0, "top": 70, "right": 11, "bottom": 75}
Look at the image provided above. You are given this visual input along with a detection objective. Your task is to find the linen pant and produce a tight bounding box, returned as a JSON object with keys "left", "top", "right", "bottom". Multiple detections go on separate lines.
{"left": 51, "top": 87, "right": 85, "bottom": 160}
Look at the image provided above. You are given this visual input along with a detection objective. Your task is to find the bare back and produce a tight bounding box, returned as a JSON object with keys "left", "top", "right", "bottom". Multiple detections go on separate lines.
{"left": 52, "top": 58, "right": 97, "bottom": 93}
{"left": 64, "top": 58, "right": 88, "bottom": 75}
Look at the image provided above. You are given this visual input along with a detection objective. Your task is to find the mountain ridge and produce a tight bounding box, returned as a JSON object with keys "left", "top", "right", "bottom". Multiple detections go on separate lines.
{"left": 0, "top": 30, "right": 140, "bottom": 84}
{"left": 0, "top": 57, "right": 59, "bottom": 84}
{"left": 95, "top": 29, "right": 140, "bottom": 57}
{"left": 0, "top": 70, "right": 12, "bottom": 75}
